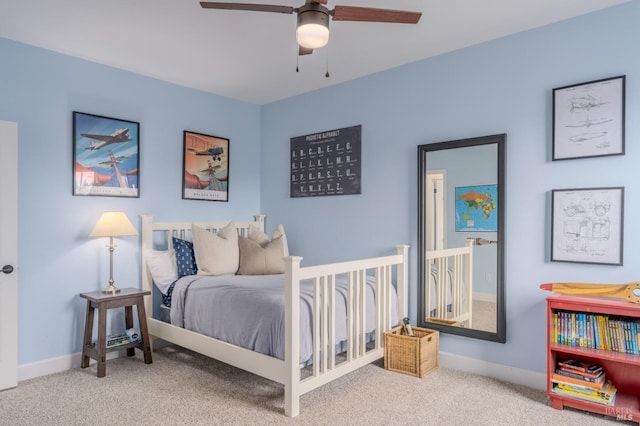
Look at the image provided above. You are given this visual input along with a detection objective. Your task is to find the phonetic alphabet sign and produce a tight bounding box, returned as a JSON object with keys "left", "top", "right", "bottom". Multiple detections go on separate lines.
{"left": 290, "top": 125, "right": 361, "bottom": 198}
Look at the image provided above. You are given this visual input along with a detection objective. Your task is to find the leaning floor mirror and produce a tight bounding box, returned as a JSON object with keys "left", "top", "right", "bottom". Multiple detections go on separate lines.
{"left": 417, "top": 134, "right": 506, "bottom": 343}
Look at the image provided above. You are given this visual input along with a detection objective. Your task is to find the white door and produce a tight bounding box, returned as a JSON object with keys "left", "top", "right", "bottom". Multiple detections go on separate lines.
{"left": 426, "top": 171, "right": 446, "bottom": 251}
{"left": 0, "top": 120, "right": 18, "bottom": 390}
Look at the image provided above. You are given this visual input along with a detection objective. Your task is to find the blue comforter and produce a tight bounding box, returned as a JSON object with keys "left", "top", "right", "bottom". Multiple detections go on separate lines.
{"left": 170, "top": 273, "right": 397, "bottom": 365}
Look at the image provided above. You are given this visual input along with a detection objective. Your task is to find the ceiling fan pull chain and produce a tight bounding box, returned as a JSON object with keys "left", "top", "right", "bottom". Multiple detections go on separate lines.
{"left": 325, "top": 44, "right": 330, "bottom": 78}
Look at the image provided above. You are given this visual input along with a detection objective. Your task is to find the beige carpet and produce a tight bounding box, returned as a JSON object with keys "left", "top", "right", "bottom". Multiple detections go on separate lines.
{"left": 471, "top": 299, "right": 496, "bottom": 333}
{"left": 0, "top": 345, "right": 626, "bottom": 425}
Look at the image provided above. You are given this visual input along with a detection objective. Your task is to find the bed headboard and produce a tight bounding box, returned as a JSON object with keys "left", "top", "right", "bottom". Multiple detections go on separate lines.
{"left": 140, "top": 214, "right": 265, "bottom": 319}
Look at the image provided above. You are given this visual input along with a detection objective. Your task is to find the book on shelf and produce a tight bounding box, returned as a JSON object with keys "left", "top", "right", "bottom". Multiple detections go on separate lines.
{"left": 551, "top": 380, "right": 617, "bottom": 406}
{"left": 106, "top": 334, "right": 131, "bottom": 348}
{"left": 90, "top": 336, "right": 126, "bottom": 349}
{"left": 555, "top": 367, "right": 604, "bottom": 384}
{"left": 557, "top": 380, "right": 616, "bottom": 399}
{"left": 552, "top": 311, "right": 640, "bottom": 355}
{"left": 557, "top": 359, "right": 603, "bottom": 375}
{"left": 95, "top": 329, "right": 142, "bottom": 349}
{"left": 551, "top": 373, "right": 605, "bottom": 390}
{"left": 557, "top": 366, "right": 603, "bottom": 380}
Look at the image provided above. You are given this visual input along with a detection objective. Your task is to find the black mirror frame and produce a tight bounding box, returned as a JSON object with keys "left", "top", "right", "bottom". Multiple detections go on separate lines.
{"left": 417, "top": 134, "right": 506, "bottom": 343}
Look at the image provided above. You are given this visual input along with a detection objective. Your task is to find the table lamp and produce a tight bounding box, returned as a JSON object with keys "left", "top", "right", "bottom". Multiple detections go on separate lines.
{"left": 89, "top": 211, "right": 138, "bottom": 294}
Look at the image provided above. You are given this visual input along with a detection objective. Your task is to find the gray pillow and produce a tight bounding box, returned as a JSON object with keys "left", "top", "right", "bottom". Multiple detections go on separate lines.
{"left": 237, "top": 235, "right": 285, "bottom": 275}
{"left": 248, "top": 224, "right": 289, "bottom": 256}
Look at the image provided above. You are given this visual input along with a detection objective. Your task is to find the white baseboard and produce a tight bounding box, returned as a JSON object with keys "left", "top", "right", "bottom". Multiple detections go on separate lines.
{"left": 439, "top": 350, "right": 547, "bottom": 391}
{"left": 473, "top": 292, "right": 497, "bottom": 303}
{"left": 18, "top": 339, "right": 172, "bottom": 382}
{"left": 19, "top": 344, "right": 545, "bottom": 392}
{"left": 18, "top": 351, "right": 124, "bottom": 382}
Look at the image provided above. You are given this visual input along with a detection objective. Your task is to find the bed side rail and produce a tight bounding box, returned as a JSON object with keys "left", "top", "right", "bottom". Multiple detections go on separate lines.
{"left": 282, "top": 245, "right": 409, "bottom": 416}
{"left": 425, "top": 239, "right": 473, "bottom": 325}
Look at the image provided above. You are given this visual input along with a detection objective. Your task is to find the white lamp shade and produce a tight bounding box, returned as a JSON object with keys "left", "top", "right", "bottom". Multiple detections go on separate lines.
{"left": 89, "top": 211, "right": 138, "bottom": 238}
{"left": 296, "top": 23, "right": 330, "bottom": 49}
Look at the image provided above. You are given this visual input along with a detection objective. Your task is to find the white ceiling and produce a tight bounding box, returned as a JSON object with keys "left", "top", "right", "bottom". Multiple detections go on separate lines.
{"left": 0, "top": 0, "right": 629, "bottom": 104}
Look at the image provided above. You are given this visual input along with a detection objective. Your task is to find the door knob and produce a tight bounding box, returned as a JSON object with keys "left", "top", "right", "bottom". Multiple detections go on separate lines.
{"left": 2, "top": 265, "right": 14, "bottom": 274}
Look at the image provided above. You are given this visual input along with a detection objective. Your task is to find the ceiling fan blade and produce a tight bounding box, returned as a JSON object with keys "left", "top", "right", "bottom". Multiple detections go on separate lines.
{"left": 331, "top": 6, "right": 421, "bottom": 24}
{"left": 299, "top": 46, "right": 313, "bottom": 56}
{"left": 200, "top": 2, "right": 294, "bottom": 14}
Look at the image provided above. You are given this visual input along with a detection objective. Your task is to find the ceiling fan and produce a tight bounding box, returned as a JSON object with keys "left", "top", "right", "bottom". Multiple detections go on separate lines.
{"left": 200, "top": 1, "right": 422, "bottom": 56}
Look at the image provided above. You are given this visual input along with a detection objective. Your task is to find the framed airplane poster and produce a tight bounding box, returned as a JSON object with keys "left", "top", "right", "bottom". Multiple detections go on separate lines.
{"left": 72, "top": 111, "right": 140, "bottom": 197}
{"left": 182, "top": 130, "right": 229, "bottom": 202}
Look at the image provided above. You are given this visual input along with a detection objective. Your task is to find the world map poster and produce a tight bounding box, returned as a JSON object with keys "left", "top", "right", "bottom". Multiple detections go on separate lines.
{"left": 455, "top": 184, "right": 498, "bottom": 232}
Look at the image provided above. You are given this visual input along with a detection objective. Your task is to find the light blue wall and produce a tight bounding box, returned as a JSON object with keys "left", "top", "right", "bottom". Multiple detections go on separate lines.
{"left": 2, "top": 1, "right": 639, "bottom": 374}
{"left": 261, "top": 2, "right": 640, "bottom": 373}
{"left": 0, "top": 38, "right": 261, "bottom": 365}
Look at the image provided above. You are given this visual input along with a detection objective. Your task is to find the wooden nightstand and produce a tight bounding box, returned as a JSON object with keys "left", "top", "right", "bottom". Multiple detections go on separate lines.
{"left": 80, "top": 288, "right": 152, "bottom": 377}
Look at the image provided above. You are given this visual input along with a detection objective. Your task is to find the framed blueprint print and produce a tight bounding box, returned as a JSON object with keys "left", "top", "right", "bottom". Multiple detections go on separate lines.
{"left": 552, "top": 75, "right": 625, "bottom": 160}
{"left": 551, "top": 187, "right": 624, "bottom": 265}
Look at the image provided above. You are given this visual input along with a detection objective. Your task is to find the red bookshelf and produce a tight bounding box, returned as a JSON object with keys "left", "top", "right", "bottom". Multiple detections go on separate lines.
{"left": 546, "top": 294, "right": 640, "bottom": 423}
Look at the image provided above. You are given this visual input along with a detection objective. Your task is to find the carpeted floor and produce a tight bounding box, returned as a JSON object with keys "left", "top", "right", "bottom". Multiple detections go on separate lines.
{"left": 470, "top": 299, "right": 496, "bottom": 333}
{"left": 0, "top": 345, "right": 629, "bottom": 425}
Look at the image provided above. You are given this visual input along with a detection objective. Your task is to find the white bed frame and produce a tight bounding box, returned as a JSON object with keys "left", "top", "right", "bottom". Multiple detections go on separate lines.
{"left": 425, "top": 238, "right": 473, "bottom": 327}
{"left": 141, "top": 214, "right": 408, "bottom": 417}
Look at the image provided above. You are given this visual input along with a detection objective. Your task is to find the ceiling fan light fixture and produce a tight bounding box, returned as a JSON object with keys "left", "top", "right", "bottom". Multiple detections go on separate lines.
{"left": 200, "top": 2, "right": 422, "bottom": 56}
{"left": 296, "top": 8, "right": 330, "bottom": 49}
{"left": 296, "top": 23, "right": 329, "bottom": 49}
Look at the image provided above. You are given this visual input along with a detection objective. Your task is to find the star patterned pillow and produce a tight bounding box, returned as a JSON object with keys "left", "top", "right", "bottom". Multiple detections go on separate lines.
{"left": 172, "top": 237, "right": 198, "bottom": 277}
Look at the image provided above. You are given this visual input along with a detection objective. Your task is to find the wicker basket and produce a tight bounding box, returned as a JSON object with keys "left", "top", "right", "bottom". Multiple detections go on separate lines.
{"left": 384, "top": 326, "right": 438, "bottom": 378}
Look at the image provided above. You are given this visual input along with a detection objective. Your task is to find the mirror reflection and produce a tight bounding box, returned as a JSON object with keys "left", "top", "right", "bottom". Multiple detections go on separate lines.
{"left": 417, "top": 134, "right": 506, "bottom": 343}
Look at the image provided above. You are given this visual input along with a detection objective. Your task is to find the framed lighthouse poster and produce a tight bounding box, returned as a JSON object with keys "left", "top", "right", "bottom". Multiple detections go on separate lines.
{"left": 182, "top": 130, "right": 230, "bottom": 202}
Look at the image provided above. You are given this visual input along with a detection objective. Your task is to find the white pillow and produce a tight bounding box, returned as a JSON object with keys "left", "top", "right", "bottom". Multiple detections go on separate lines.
{"left": 145, "top": 249, "right": 178, "bottom": 295}
{"left": 191, "top": 222, "right": 239, "bottom": 276}
{"left": 248, "top": 224, "right": 289, "bottom": 257}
